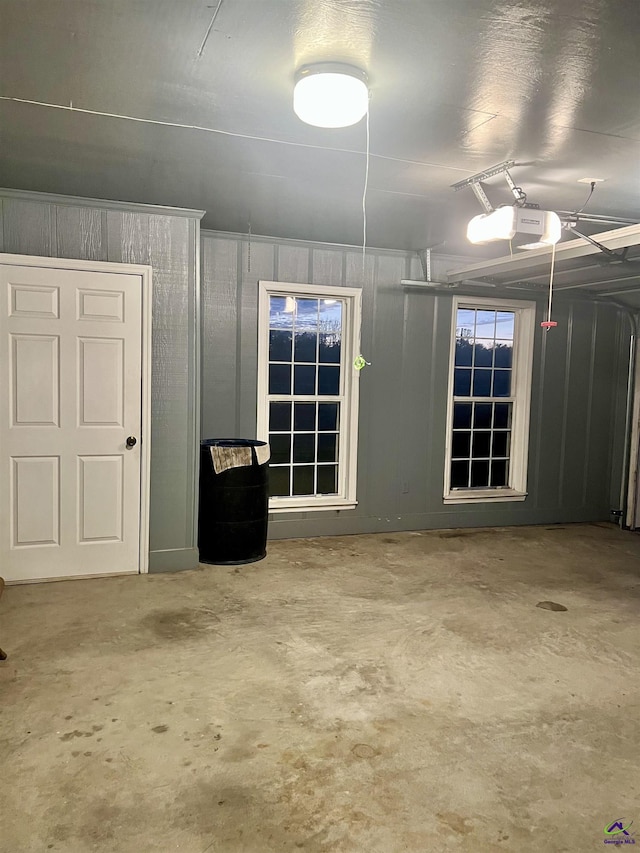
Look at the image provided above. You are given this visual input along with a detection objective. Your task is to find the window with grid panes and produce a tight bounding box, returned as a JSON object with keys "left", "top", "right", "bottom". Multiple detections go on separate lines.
{"left": 444, "top": 296, "right": 536, "bottom": 503}
{"left": 257, "top": 282, "right": 362, "bottom": 511}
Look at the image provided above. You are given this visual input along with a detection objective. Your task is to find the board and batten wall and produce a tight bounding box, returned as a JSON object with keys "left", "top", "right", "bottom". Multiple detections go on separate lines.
{"left": 201, "top": 228, "right": 631, "bottom": 539}
{"left": 0, "top": 188, "right": 203, "bottom": 572}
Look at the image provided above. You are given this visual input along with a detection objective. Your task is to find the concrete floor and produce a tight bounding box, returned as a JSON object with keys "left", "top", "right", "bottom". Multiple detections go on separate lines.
{"left": 0, "top": 523, "right": 639, "bottom": 853}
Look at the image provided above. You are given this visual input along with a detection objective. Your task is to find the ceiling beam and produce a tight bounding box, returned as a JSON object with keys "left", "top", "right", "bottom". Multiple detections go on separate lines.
{"left": 446, "top": 223, "right": 640, "bottom": 283}
{"left": 597, "top": 285, "right": 640, "bottom": 298}
{"left": 553, "top": 273, "right": 640, "bottom": 292}
{"left": 488, "top": 260, "right": 640, "bottom": 286}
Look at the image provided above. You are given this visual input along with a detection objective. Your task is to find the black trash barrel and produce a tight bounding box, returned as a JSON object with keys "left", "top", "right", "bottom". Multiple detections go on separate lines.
{"left": 198, "top": 439, "right": 270, "bottom": 565}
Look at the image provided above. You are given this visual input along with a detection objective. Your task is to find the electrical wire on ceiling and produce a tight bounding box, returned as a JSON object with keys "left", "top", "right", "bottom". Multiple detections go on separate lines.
{"left": 0, "top": 95, "right": 471, "bottom": 175}
{"left": 574, "top": 180, "right": 597, "bottom": 215}
{"left": 196, "top": 0, "right": 224, "bottom": 58}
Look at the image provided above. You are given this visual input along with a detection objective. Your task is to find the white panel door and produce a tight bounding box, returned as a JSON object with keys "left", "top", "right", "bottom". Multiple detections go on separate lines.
{"left": 0, "top": 264, "right": 143, "bottom": 582}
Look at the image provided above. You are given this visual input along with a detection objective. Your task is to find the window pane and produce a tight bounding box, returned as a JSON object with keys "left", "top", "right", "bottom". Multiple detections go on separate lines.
{"left": 294, "top": 331, "right": 317, "bottom": 363}
{"left": 293, "top": 465, "right": 314, "bottom": 495}
{"left": 317, "top": 465, "right": 338, "bottom": 495}
{"left": 454, "top": 368, "right": 472, "bottom": 396}
{"left": 455, "top": 338, "right": 473, "bottom": 366}
{"left": 269, "top": 329, "right": 292, "bottom": 362}
{"left": 473, "top": 341, "right": 493, "bottom": 367}
{"left": 453, "top": 402, "right": 472, "bottom": 429}
{"left": 270, "top": 296, "right": 294, "bottom": 329}
{"left": 496, "top": 311, "right": 515, "bottom": 340}
{"left": 269, "top": 466, "right": 290, "bottom": 497}
{"left": 456, "top": 309, "right": 475, "bottom": 339}
{"left": 319, "top": 300, "right": 342, "bottom": 363}
{"left": 269, "top": 402, "right": 291, "bottom": 431}
{"left": 491, "top": 459, "right": 509, "bottom": 487}
{"left": 472, "top": 432, "right": 491, "bottom": 458}
{"left": 293, "top": 433, "right": 315, "bottom": 463}
{"left": 294, "top": 402, "right": 315, "bottom": 431}
{"left": 269, "top": 434, "right": 291, "bottom": 464}
{"left": 269, "top": 364, "right": 291, "bottom": 394}
{"left": 494, "top": 403, "right": 512, "bottom": 429}
{"left": 476, "top": 310, "right": 496, "bottom": 338}
{"left": 452, "top": 431, "right": 471, "bottom": 459}
{"left": 472, "top": 369, "right": 492, "bottom": 396}
{"left": 318, "top": 433, "right": 338, "bottom": 462}
{"left": 295, "top": 298, "right": 319, "bottom": 328}
{"left": 493, "top": 370, "right": 511, "bottom": 397}
{"left": 494, "top": 342, "right": 513, "bottom": 368}
{"left": 471, "top": 459, "right": 490, "bottom": 487}
{"left": 318, "top": 366, "right": 340, "bottom": 395}
{"left": 319, "top": 333, "right": 341, "bottom": 364}
{"left": 451, "top": 460, "right": 470, "bottom": 488}
{"left": 474, "top": 403, "right": 493, "bottom": 429}
{"left": 318, "top": 403, "right": 339, "bottom": 431}
{"left": 492, "top": 431, "right": 510, "bottom": 458}
{"left": 294, "top": 365, "right": 316, "bottom": 395}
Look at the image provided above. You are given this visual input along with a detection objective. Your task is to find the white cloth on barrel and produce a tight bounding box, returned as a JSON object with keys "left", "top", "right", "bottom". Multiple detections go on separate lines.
{"left": 209, "top": 445, "right": 252, "bottom": 474}
{"left": 255, "top": 444, "right": 271, "bottom": 466}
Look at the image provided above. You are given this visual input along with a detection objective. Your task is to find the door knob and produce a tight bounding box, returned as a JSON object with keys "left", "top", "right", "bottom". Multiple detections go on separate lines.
{"left": 126, "top": 436, "right": 137, "bottom": 448}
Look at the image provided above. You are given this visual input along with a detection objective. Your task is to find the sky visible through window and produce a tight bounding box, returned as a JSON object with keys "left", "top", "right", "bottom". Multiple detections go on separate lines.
{"left": 456, "top": 308, "right": 515, "bottom": 341}
{"left": 269, "top": 296, "right": 343, "bottom": 329}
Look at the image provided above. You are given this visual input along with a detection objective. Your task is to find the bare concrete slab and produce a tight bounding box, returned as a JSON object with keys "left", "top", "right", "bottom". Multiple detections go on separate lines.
{"left": 1, "top": 523, "right": 639, "bottom": 852}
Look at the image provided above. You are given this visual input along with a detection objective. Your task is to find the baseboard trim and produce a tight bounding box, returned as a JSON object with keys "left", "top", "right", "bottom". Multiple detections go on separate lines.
{"left": 148, "top": 547, "right": 199, "bottom": 573}
{"left": 266, "top": 508, "right": 613, "bottom": 539}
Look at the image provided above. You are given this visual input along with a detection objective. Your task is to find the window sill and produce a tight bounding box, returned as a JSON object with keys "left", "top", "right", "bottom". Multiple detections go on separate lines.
{"left": 269, "top": 500, "right": 358, "bottom": 514}
{"left": 443, "top": 489, "right": 527, "bottom": 505}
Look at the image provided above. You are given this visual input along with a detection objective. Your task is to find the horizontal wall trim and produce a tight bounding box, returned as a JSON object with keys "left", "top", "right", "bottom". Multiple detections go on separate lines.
{"left": 6, "top": 571, "right": 138, "bottom": 586}
{"left": 148, "top": 548, "right": 199, "bottom": 574}
{"left": 266, "top": 509, "right": 615, "bottom": 539}
{"left": 0, "top": 252, "right": 152, "bottom": 276}
{"left": 201, "top": 227, "right": 470, "bottom": 264}
{"left": 0, "top": 187, "right": 205, "bottom": 220}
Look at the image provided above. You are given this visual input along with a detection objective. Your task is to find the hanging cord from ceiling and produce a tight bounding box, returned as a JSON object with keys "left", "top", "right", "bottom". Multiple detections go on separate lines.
{"left": 541, "top": 241, "right": 558, "bottom": 331}
{"left": 362, "top": 93, "right": 371, "bottom": 283}
{"left": 354, "top": 93, "right": 372, "bottom": 373}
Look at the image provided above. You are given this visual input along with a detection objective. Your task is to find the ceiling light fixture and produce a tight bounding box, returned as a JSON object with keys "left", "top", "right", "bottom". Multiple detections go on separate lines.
{"left": 293, "top": 62, "right": 369, "bottom": 128}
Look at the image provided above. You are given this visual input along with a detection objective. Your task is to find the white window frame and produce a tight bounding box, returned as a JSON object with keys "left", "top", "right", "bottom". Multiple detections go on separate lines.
{"left": 443, "top": 295, "right": 536, "bottom": 504}
{"left": 257, "top": 280, "right": 362, "bottom": 513}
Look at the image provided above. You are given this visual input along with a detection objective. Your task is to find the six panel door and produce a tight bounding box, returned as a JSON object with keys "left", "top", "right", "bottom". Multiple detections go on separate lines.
{"left": 0, "top": 263, "right": 143, "bottom": 582}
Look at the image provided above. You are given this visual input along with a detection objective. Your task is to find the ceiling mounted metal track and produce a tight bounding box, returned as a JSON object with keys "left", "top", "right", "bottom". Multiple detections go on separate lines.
{"left": 450, "top": 161, "right": 517, "bottom": 191}
{"left": 445, "top": 223, "right": 640, "bottom": 284}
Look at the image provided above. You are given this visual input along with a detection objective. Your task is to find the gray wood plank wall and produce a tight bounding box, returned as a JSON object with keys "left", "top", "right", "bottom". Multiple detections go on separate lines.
{"left": 201, "top": 229, "right": 632, "bottom": 539}
{"left": 0, "top": 190, "right": 202, "bottom": 571}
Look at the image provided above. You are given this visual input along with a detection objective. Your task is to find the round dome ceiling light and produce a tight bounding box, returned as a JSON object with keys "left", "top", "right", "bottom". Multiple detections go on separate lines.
{"left": 293, "top": 63, "right": 369, "bottom": 128}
